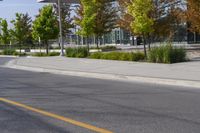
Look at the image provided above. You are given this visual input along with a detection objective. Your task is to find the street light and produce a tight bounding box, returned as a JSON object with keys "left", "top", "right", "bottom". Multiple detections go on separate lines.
{"left": 37, "top": 0, "right": 79, "bottom": 56}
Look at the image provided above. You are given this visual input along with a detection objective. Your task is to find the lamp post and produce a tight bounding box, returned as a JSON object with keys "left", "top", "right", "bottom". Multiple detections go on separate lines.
{"left": 37, "top": 0, "right": 79, "bottom": 56}
{"left": 57, "top": 0, "right": 64, "bottom": 56}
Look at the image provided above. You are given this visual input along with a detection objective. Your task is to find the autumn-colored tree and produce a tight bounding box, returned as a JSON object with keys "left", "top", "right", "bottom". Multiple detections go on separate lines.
{"left": 93, "top": 0, "right": 117, "bottom": 49}
{"left": 152, "top": 0, "right": 185, "bottom": 42}
{"left": 186, "top": 0, "right": 200, "bottom": 33}
{"left": 118, "top": 0, "right": 133, "bottom": 33}
{"left": 119, "top": 0, "right": 185, "bottom": 43}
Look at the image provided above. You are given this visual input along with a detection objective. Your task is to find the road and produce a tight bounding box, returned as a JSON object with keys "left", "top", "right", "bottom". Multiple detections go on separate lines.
{"left": 0, "top": 57, "right": 200, "bottom": 133}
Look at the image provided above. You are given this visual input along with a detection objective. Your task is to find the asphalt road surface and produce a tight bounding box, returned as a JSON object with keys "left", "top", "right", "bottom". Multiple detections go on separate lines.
{"left": 1, "top": 57, "right": 200, "bottom": 133}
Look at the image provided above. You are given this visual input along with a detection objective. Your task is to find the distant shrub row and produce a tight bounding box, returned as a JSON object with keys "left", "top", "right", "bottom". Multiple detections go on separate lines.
{"left": 0, "top": 49, "right": 26, "bottom": 56}
{"left": 89, "top": 52, "right": 145, "bottom": 61}
{"left": 32, "top": 52, "right": 60, "bottom": 57}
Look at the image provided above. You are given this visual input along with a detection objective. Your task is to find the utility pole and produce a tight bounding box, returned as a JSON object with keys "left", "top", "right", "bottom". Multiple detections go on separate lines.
{"left": 58, "top": 0, "right": 64, "bottom": 56}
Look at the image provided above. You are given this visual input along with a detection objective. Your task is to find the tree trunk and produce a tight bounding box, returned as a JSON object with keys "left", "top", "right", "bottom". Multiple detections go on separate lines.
{"left": 96, "top": 36, "right": 99, "bottom": 49}
{"left": 99, "top": 36, "right": 102, "bottom": 46}
{"left": 86, "top": 37, "right": 90, "bottom": 54}
{"left": 147, "top": 34, "right": 151, "bottom": 51}
{"left": 142, "top": 34, "right": 147, "bottom": 58}
{"left": 19, "top": 42, "right": 22, "bottom": 54}
{"left": 45, "top": 40, "right": 49, "bottom": 55}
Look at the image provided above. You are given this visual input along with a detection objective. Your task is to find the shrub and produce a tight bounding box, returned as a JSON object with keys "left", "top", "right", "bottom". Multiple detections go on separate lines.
{"left": 89, "top": 52, "right": 145, "bottom": 61}
{"left": 89, "top": 52, "right": 102, "bottom": 59}
{"left": 66, "top": 47, "right": 89, "bottom": 58}
{"left": 148, "top": 44, "right": 186, "bottom": 64}
{"left": 101, "top": 52, "right": 121, "bottom": 60}
{"left": 132, "top": 52, "right": 145, "bottom": 61}
{"left": 32, "top": 52, "right": 60, "bottom": 57}
{"left": 13, "top": 51, "right": 27, "bottom": 56}
{"left": 2, "top": 49, "right": 16, "bottom": 55}
{"left": 18, "top": 53, "right": 27, "bottom": 56}
{"left": 48, "top": 52, "right": 60, "bottom": 56}
{"left": 66, "top": 47, "right": 76, "bottom": 57}
{"left": 119, "top": 53, "right": 132, "bottom": 61}
{"left": 101, "top": 46, "right": 117, "bottom": 52}
{"left": 32, "top": 53, "right": 48, "bottom": 57}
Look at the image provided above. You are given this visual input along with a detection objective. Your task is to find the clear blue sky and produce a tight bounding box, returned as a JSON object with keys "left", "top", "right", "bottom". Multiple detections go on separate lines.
{"left": 0, "top": 0, "right": 46, "bottom": 23}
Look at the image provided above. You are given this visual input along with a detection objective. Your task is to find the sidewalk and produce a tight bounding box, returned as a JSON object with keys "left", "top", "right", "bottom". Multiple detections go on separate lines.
{"left": 5, "top": 56, "right": 200, "bottom": 88}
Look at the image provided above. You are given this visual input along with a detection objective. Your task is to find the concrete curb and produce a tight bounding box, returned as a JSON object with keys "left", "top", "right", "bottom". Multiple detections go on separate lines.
{"left": 0, "top": 55, "right": 19, "bottom": 58}
{"left": 4, "top": 60, "right": 200, "bottom": 89}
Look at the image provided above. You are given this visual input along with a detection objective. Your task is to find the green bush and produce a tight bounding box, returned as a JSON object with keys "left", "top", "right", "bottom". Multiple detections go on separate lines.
{"left": 1, "top": 49, "right": 27, "bottom": 56}
{"left": 13, "top": 51, "right": 20, "bottom": 56}
{"left": 101, "top": 52, "right": 121, "bottom": 60}
{"left": 89, "top": 52, "right": 145, "bottom": 61}
{"left": 101, "top": 46, "right": 117, "bottom": 52}
{"left": 2, "top": 49, "right": 16, "bottom": 55}
{"left": 89, "top": 52, "right": 102, "bottom": 59}
{"left": 66, "top": 47, "right": 89, "bottom": 58}
{"left": 32, "top": 53, "right": 48, "bottom": 57}
{"left": 66, "top": 47, "right": 76, "bottom": 57}
{"left": 48, "top": 52, "right": 60, "bottom": 56}
{"left": 148, "top": 44, "right": 186, "bottom": 63}
{"left": 132, "top": 52, "right": 145, "bottom": 61}
{"left": 119, "top": 53, "right": 132, "bottom": 61}
{"left": 32, "top": 52, "right": 60, "bottom": 57}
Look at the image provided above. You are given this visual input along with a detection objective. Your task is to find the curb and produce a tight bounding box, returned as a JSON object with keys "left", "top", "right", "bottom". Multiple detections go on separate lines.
{"left": 0, "top": 55, "right": 19, "bottom": 58}
{"left": 4, "top": 60, "right": 200, "bottom": 89}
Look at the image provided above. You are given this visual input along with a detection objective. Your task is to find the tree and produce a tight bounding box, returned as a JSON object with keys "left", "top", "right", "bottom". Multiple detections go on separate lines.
{"left": 11, "top": 13, "right": 32, "bottom": 53}
{"left": 118, "top": 0, "right": 133, "bottom": 33}
{"left": 152, "top": 0, "right": 185, "bottom": 42}
{"left": 75, "top": 0, "right": 96, "bottom": 52}
{"left": 0, "top": 19, "right": 10, "bottom": 47}
{"left": 32, "top": 5, "right": 59, "bottom": 54}
{"left": 186, "top": 0, "right": 200, "bottom": 33}
{"left": 127, "top": 0, "right": 154, "bottom": 57}
{"left": 119, "top": 0, "right": 184, "bottom": 45}
{"left": 53, "top": 2, "right": 74, "bottom": 45}
{"left": 93, "top": 0, "right": 117, "bottom": 49}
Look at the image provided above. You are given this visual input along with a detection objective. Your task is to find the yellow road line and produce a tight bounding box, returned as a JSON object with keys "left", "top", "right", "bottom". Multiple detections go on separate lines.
{"left": 0, "top": 97, "right": 113, "bottom": 133}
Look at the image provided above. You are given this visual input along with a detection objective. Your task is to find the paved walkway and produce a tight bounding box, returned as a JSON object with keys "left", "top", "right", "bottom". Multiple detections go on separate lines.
{"left": 5, "top": 56, "right": 200, "bottom": 88}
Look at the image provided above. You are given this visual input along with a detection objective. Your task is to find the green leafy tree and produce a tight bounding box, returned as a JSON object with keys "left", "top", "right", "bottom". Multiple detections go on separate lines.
{"left": 0, "top": 19, "right": 10, "bottom": 47}
{"left": 127, "top": 0, "right": 154, "bottom": 57}
{"left": 32, "top": 5, "right": 59, "bottom": 54}
{"left": 11, "top": 13, "right": 32, "bottom": 53}
{"left": 75, "top": 0, "right": 96, "bottom": 52}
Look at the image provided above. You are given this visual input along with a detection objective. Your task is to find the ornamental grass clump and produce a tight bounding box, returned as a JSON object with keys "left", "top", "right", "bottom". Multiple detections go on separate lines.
{"left": 148, "top": 44, "right": 186, "bottom": 64}
{"left": 66, "top": 47, "right": 89, "bottom": 58}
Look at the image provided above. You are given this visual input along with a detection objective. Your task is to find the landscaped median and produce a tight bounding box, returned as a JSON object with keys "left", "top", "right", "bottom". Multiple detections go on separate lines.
{"left": 0, "top": 44, "right": 187, "bottom": 64}
{"left": 65, "top": 44, "right": 187, "bottom": 64}
{"left": 65, "top": 46, "right": 145, "bottom": 61}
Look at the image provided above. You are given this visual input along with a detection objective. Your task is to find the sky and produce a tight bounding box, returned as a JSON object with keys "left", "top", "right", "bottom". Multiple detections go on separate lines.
{"left": 0, "top": 0, "right": 46, "bottom": 24}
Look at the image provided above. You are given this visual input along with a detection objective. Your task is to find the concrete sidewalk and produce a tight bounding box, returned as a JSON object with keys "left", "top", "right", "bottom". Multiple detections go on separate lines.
{"left": 5, "top": 56, "right": 200, "bottom": 88}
